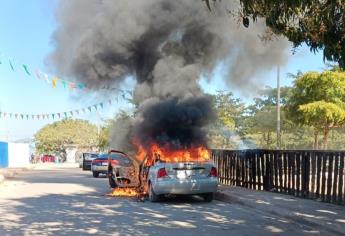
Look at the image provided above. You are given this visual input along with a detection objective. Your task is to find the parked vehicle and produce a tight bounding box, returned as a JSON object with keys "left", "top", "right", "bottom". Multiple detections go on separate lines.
{"left": 146, "top": 161, "right": 218, "bottom": 202}
{"left": 41, "top": 154, "right": 55, "bottom": 163}
{"left": 107, "top": 150, "right": 140, "bottom": 188}
{"left": 82, "top": 153, "right": 99, "bottom": 171}
{"left": 91, "top": 154, "right": 109, "bottom": 177}
{"left": 107, "top": 149, "right": 218, "bottom": 202}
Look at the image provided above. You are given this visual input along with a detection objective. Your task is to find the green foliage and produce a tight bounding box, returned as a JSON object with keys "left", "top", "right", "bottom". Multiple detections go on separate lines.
{"left": 204, "top": 0, "right": 345, "bottom": 68}
{"left": 97, "top": 120, "right": 113, "bottom": 151}
{"left": 35, "top": 119, "right": 98, "bottom": 154}
{"left": 286, "top": 70, "right": 345, "bottom": 149}
{"left": 207, "top": 91, "right": 245, "bottom": 149}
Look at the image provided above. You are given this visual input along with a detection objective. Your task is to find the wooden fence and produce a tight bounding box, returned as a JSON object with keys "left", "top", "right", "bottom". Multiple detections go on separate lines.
{"left": 211, "top": 149, "right": 345, "bottom": 205}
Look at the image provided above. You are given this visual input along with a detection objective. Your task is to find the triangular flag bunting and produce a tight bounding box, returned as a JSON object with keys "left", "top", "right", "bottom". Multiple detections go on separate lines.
{"left": 22, "top": 64, "right": 31, "bottom": 76}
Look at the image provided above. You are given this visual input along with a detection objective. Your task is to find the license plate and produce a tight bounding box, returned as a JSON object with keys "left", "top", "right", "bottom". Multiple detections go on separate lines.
{"left": 102, "top": 162, "right": 108, "bottom": 166}
{"left": 177, "top": 170, "right": 186, "bottom": 179}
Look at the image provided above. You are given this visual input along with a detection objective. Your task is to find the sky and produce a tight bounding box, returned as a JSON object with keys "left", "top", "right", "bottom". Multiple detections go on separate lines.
{"left": 0, "top": 0, "right": 327, "bottom": 142}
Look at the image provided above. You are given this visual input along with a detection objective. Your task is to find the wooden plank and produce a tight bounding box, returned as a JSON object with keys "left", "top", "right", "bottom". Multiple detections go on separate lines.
{"left": 301, "top": 152, "right": 306, "bottom": 197}
{"left": 227, "top": 153, "right": 231, "bottom": 185}
{"left": 245, "top": 155, "right": 249, "bottom": 188}
{"left": 283, "top": 152, "right": 288, "bottom": 193}
{"left": 296, "top": 152, "right": 301, "bottom": 197}
{"left": 338, "top": 153, "right": 344, "bottom": 205}
{"left": 249, "top": 152, "right": 253, "bottom": 189}
{"left": 288, "top": 152, "right": 292, "bottom": 194}
{"left": 260, "top": 151, "right": 265, "bottom": 191}
{"left": 332, "top": 153, "right": 339, "bottom": 204}
{"left": 278, "top": 151, "right": 283, "bottom": 192}
{"left": 326, "top": 153, "right": 334, "bottom": 202}
{"left": 292, "top": 152, "right": 296, "bottom": 196}
{"left": 252, "top": 151, "right": 257, "bottom": 190}
{"left": 241, "top": 156, "right": 245, "bottom": 187}
{"left": 236, "top": 156, "right": 240, "bottom": 186}
{"left": 321, "top": 153, "right": 327, "bottom": 202}
{"left": 305, "top": 151, "right": 310, "bottom": 198}
{"left": 311, "top": 152, "right": 316, "bottom": 199}
{"left": 256, "top": 151, "right": 261, "bottom": 190}
{"left": 273, "top": 151, "right": 278, "bottom": 192}
{"left": 316, "top": 152, "right": 322, "bottom": 199}
{"left": 268, "top": 151, "right": 273, "bottom": 191}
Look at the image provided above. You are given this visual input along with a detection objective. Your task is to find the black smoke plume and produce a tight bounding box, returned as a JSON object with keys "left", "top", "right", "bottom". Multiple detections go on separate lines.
{"left": 48, "top": 0, "right": 288, "bottom": 151}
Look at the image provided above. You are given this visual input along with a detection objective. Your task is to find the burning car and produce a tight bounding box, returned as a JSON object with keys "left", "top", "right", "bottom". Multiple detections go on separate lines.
{"left": 107, "top": 144, "right": 218, "bottom": 202}
{"left": 107, "top": 150, "right": 140, "bottom": 189}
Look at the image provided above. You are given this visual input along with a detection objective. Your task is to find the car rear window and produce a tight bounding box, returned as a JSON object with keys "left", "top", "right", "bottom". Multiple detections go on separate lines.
{"left": 110, "top": 153, "right": 132, "bottom": 166}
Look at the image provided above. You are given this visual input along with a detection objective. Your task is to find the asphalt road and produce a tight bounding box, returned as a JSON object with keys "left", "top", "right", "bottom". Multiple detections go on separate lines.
{"left": 0, "top": 165, "right": 326, "bottom": 236}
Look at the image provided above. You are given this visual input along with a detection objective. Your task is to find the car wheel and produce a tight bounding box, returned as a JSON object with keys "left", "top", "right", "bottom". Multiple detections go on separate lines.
{"left": 203, "top": 192, "right": 214, "bottom": 202}
{"left": 108, "top": 172, "right": 117, "bottom": 188}
{"left": 92, "top": 172, "right": 99, "bottom": 178}
{"left": 148, "top": 182, "right": 160, "bottom": 202}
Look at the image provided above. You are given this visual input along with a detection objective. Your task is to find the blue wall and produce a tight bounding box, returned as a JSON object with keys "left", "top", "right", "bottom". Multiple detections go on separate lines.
{"left": 0, "top": 142, "right": 8, "bottom": 168}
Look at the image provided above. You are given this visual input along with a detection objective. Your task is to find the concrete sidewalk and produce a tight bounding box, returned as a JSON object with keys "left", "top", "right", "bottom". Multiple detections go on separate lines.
{"left": 216, "top": 185, "right": 345, "bottom": 235}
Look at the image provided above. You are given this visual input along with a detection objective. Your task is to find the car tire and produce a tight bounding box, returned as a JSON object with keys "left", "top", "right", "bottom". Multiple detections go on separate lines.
{"left": 203, "top": 192, "right": 214, "bottom": 202}
{"left": 108, "top": 172, "right": 117, "bottom": 188}
{"left": 92, "top": 172, "right": 99, "bottom": 178}
{"left": 148, "top": 182, "right": 160, "bottom": 202}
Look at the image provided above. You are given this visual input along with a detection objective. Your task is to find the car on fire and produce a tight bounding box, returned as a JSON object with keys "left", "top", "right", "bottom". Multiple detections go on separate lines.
{"left": 107, "top": 150, "right": 140, "bottom": 188}
{"left": 146, "top": 157, "right": 218, "bottom": 202}
{"left": 107, "top": 148, "right": 218, "bottom": 202}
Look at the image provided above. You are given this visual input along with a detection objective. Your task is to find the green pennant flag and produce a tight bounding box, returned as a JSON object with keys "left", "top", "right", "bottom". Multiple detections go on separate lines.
{"left": 64, "top": 112, "right": 67, "bottom": 118}
{"left": 9, "top": 113, "right": 12, "bottom": 118}
{"left": 22, "top": 64, "right": 31, "bottom": 76}
{"left": 52, "top": 114, "right": 55, "bottom": 119}
{"left": 99, "top": 102, "right": 103, "bottom": 109}
{"left": 62, "top": 80, "right": 67, "bottom": 88}
{"left": 9, "top": 59, "right": 15, "bottom": 71}
{"left": 26, "top": 114, "right": 29, "bottom": 120}
{"left": 88, "top": 106, "right": 92, "bottom": 112}
{"left": 93, "top": 104, "right": 98, "bottom": 110}
{"left": 78, "top": 83, "right": 85, "bottom": 89}
{"left": 20, "top": 114, "right": 24, "bottom": 119}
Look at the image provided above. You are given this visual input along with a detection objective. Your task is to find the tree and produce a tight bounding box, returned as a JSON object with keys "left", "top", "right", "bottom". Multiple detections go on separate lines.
{"left": 204, "top": 0, "right": 345, "bottom": 68}
{"left": 243, "top": 86, "right": 294, "bottom": 149}
{"left": 35, "top": 119, "right": 98, "bottom": 154}
{"left": 286, "top": 70, "right": 345, "bottom": 149}
{"left": 97, "top": 120, "right": 113, "bottom": 151}
{"left": 208, "top": 91, "right": 246, "bottom": 149}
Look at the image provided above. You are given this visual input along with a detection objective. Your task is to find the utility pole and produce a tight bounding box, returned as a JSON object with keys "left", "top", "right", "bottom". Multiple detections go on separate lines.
{"left": 277, "top": 65, "right": 281, "bottom": 149}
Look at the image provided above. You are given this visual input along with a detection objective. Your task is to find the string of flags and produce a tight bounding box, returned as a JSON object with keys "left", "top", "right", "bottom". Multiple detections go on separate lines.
{"left": 0, "top": 52, "right": 128, "bottom": 93}
{"left": 0, "top": 96, "right": 131, "bottom": 121}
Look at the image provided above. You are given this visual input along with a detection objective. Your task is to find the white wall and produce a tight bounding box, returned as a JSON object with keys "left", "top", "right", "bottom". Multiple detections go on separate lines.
{"left": 8, "top": 143, "right": 30, "bottom": 167}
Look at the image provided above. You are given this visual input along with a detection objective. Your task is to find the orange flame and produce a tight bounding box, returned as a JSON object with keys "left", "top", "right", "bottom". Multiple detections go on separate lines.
{"left": 107, "top": 187, "right": 139, "bottom": 197}
{"left": 134, "top": 141, "right": 210, "bottom": 166}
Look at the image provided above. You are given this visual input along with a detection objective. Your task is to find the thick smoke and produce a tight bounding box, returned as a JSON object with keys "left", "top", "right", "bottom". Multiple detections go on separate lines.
{"left": 49, "top": 0, "right": 289, "bottom": 151}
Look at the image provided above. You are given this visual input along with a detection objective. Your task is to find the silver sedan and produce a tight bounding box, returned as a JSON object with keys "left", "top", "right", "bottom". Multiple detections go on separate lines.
{"left": 147, "top": 161, "right": 218, "bottom": 202}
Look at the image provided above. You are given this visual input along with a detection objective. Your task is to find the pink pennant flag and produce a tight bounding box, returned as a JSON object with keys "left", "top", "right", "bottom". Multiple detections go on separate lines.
{"left": 57, "top": 113, "right": 61, "bottom": 118}
{"left": 15, "top": 114, "right": 18, "bottom": 119}
{"left": 70, "top": 111, "right": 73, "bottom": 116}
{"left": 69, "top": 83, "right": 76, "bottom": 90}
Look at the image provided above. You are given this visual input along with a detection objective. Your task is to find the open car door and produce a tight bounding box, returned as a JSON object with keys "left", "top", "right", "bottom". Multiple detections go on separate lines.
{"left": 108, "top": 150, "right": 141, "bottom": 188}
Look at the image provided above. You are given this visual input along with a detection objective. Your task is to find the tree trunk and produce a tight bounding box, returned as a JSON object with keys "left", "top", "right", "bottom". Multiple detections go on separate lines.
{"left": 322, "top": 128, "right": 330, "bottom": 150}
{"left": 313, "top": 131, "right": 319, "bottom": 150}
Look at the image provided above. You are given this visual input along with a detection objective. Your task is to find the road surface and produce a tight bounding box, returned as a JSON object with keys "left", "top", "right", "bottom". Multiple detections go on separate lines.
{"left": 0, "top": 164, "right": 334, "bottom": 235}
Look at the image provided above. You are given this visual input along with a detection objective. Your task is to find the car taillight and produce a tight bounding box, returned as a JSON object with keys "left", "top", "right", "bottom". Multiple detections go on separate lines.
{"left": 92, "top": 159, "right": 102, "bottom": 164}
{"left": 209, "top": 167, "right": 217, "bottom": 177}
{"left": 157, "top": 168, "right": 168, "bottom": 178}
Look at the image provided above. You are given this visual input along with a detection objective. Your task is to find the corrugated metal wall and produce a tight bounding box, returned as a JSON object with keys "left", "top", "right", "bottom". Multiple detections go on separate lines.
{"left": 0, "top": 142, "right": 9, "bottom": 168}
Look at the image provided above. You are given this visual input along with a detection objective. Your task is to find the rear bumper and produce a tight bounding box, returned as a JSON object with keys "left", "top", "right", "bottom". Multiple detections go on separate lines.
{"left": 152, "top": 178, "right": 218, "bottom": 195}
{"left": 91, "top": 165, "right": 108, "bottom": 173}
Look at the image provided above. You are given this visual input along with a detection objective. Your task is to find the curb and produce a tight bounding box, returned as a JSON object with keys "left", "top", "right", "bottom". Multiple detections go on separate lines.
{"left": 215, "top": 189, "right": 344, "bottom": 236}
{"left": 215, "top": 191, "right": 243, "bottom": 205}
